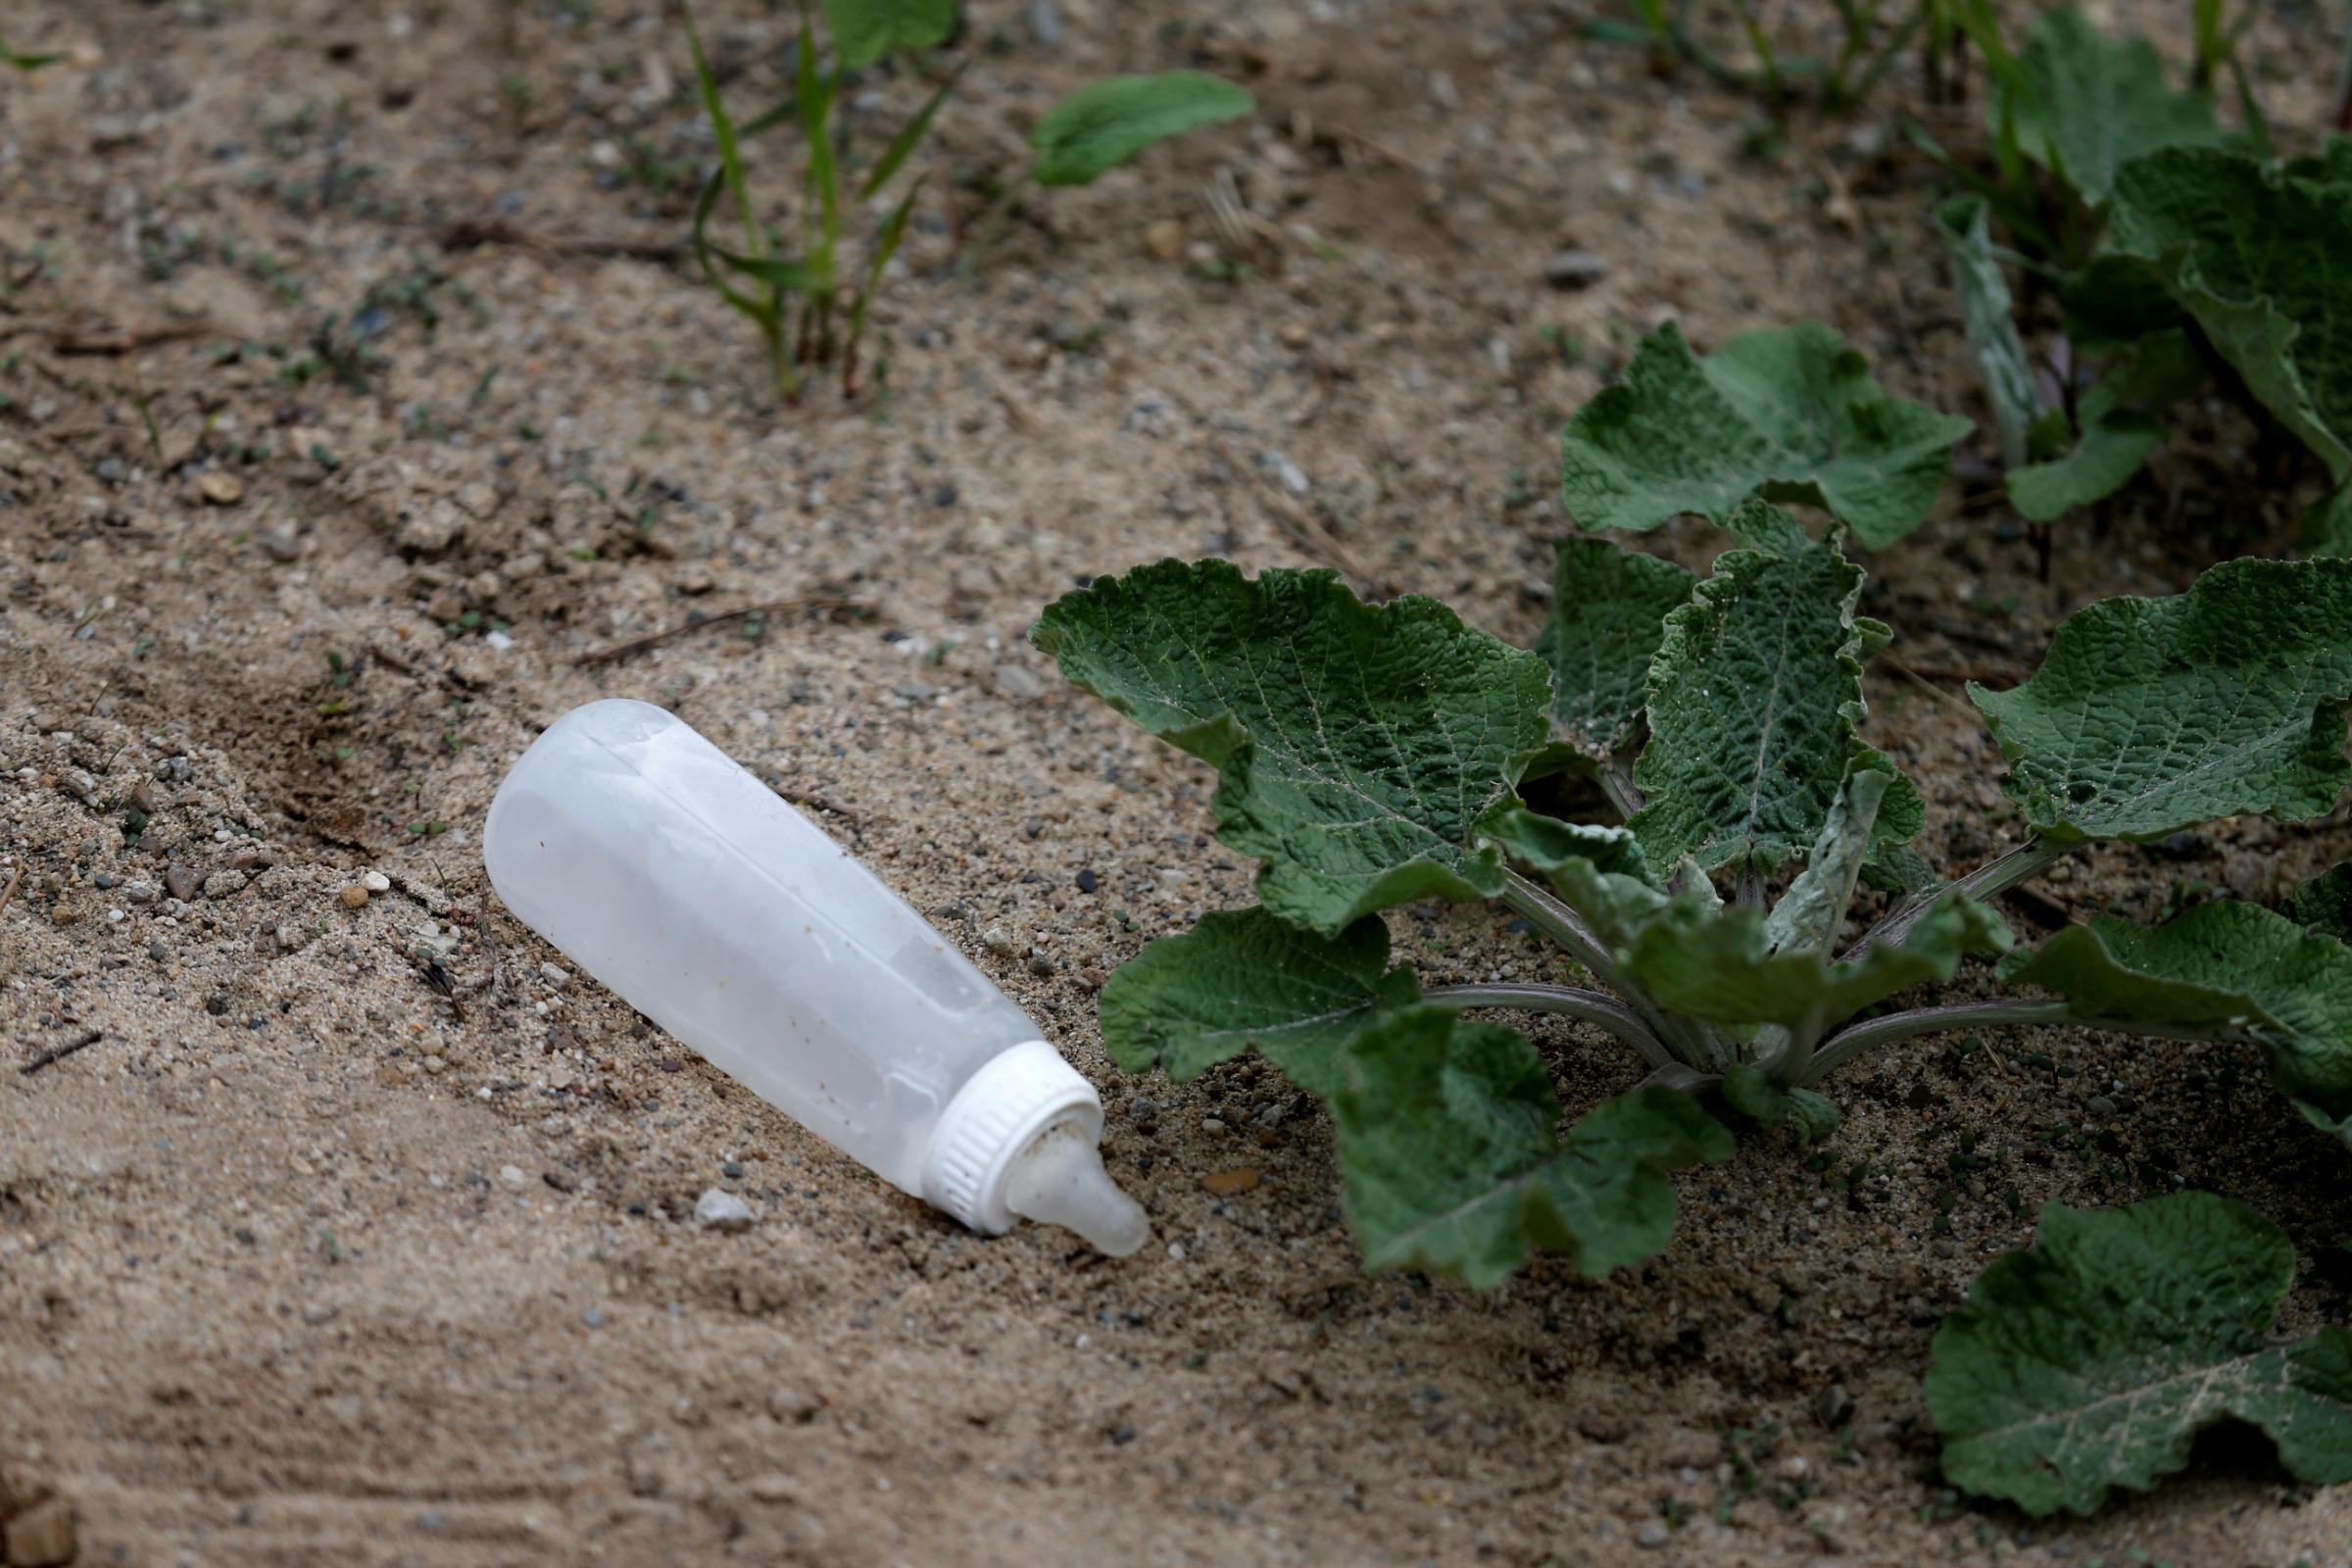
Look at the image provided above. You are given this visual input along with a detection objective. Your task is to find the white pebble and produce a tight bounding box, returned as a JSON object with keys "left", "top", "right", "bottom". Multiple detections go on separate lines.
{"left": 498, "top": 1164, "right": 529, "bottom": 1190}
{"left": 362, "top": 871, "right": 392, "bottom": 893}
{"left": 694, "top": 1189, "right": 754, "bottom": 1231}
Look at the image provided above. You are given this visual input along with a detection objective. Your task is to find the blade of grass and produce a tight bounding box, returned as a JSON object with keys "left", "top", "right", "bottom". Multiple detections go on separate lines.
{"left": 1941, "top": 0, "right": 2018, "bottom": 89}
{"left": 842, "top": 173, "right": 926, "bottom": 394}
{"left": 860, "top": 59, "right": 964, "bottom": 200}
{"left": 691, "top": 172, "right": 771, "bottom": 319}
{"left": 710, "top": 246, "right": 821, "bottom": 293}
{"left": 2230, "top": 57, "right": 2272, "bottom": 159}
{"left": 683, "top": 2, "right": 761, "bottom": 262}
{"left": 794, "top": 18, "right": 840, "bottom": 289}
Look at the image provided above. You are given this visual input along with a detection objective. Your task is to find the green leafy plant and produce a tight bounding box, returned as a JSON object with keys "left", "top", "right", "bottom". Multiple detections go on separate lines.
{"left": 1557, "top": 320, "right": 1972, "bottom": 547}
{"left": 1928, "top": 1193, "right": 2352, "bottom": 1514}
{"left": 682, "top": 0, "right": 957, "bottom": 399}
{"left": 1924, "top": 11, "right": 2352, "bottom": 541}
{"left": 1034, "top": 503, "right": 2352, "bottom": 1288}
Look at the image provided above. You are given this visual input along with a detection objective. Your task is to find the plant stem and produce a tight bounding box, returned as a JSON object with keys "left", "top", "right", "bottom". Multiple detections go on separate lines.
{"left": 1499, "top": 870, "right": 1727, "bottom": 1070}
{"left": 1422, "top": 983, "right": 1672, "bottom": 1071}
{"left": 1499, "top": 870, "right": 1615, "bottom": 977}
{"left": 1845, "top": 836, "right": 2073, "bottom": 960}
{"left": 1597, "top": 754, "right": 1643, "bottom": 819}
{"left": 1794, "top": 1000, "right": 2239, "bottom": 1087}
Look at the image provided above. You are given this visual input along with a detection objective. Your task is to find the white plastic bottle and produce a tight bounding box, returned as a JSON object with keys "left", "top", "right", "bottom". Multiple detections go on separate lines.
{"left": 481, "top": 698, "right": 1149, "bottom": 1255}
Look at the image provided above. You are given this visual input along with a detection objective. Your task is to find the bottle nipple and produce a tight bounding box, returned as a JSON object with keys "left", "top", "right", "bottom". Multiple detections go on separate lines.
{"left": 1002, "top": 1121, "right": 1152, "bottom": 1256}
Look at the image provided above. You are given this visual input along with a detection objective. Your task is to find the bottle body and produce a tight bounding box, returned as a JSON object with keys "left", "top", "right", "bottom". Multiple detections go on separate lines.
{"left": 482, "top": 699, "right": 1041, "bottom": 1195}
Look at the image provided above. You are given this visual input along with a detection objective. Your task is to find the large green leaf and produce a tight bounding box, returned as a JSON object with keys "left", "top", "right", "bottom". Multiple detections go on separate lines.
{"left": 1534, "top": 538, "right": 1696, "bottom": 759}
{"left": 1632, "top": 512, "right": 1908, "bottom": 872}
{"left": 1330, "top": 1005, "right": 1733, "bottom": 1286}
{"left": 1997, "top": 9, "right": 2223, "bottom": 206}
{"left": 1970, "top": 558, "right": 2352, "bottom": 843}
{"left": 2109, "top": 147, "right": 2352, "bottom": 482}
{"left": 2002, "top": 902, "right": 2352, "bottom": 1141}
{"left": 1032, "top": 561, "right": 1553, "bottom": 934}
{"left": 1929, "top": 1193, "right": 2352, "bottom": 1516}
{"left": 1937, "top": 195, "right": 2042, "bottom": 469}
{"left": 1097, "top": 906, "right": 1417, "bottom": 1097}
{"left": 822, "top": 0, "right": 955, "bottom": 68}
{"left": 1558, "top": 321, "right": 1972, "bottom": 548}
{"left": 1624, "top": 893, "right": 2011, "bottom": 1032}
{"left": 1028, "top": 72, "right": 1254, "bottom": 187}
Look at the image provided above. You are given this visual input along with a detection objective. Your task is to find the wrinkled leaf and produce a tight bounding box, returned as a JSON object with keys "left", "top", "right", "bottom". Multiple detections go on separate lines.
{"left": 1929, "top": 1193, "right": 2352, "bottom": 1515}
{"left": 2109, "top": 147, "right": 2352, "bottom": 482}
{"left": 1971, "top": 557, "right": 2352, "bottom": 843}
{"left": 1997, "top": 9, "right": 2224, "bottom": 206}
{"left": 822, "top": 0, "right": 956, "bottom": 69}
{"left": 1484, "top": 824, "right": 1676, "bottom": 952}
{"left": 1029, "top": 72, "right": 1254, "bottom": 187}
{"left": 1624, "top": 894, "right": 2012, "bottom": 1032}
{"left": 1032, "top": 561, "right": 1553, "bottom": 934}
{"left": 2002, "top": 902, "right": 2352, "bottom": 1141}
{"left": 1633, "top": 511, "right": 1910, "bottom": 873}
{"left": 1332, "top": 1006, "right": 1733, "bottom": 1286}
{"left": 1482, "top": 807, "right": 1653, "bottom": 887}
{"left": 1097, "top": 906, "right": 1417, "bottom": 1096}
{"left": 1937, "top": 195, "right": 2042, "bottom": 469}
{"left": 1765, "top": 769, "right": 1890, "bottom": 956}
{"left": 1722, "top": 1063, "right": 1841, "bottom": 1144}
{"left": 1558, "top": 321, "right": 1972, "bottom": 547}
{"left": 2284, "top": 864, "right": 2352, "bottom": 946}
{"left": 1535, "top": 537, "right": 1696, "bottom": 758}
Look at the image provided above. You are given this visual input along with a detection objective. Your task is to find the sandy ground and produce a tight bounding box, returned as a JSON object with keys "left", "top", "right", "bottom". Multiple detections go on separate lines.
{"left": 6, "top": 1, "right": 2352, "bottom": 1564}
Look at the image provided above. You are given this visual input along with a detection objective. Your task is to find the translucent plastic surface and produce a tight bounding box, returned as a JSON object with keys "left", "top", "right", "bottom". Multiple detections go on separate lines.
{"left": 482, "top": 699, "right": 1043, "bottom": 1193}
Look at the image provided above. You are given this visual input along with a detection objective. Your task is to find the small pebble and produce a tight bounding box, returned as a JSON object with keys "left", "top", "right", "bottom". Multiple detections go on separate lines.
{"left": 192, "top": 470, "right": 245, "bottom": 506}
{"left": 1544, "top": 249, "right": 1609, "bottom": 290}
{"left": 363, "top": 870, "right": 392, "bottom": 893}
{"left": 695, "top": 1189, "right": 755, "bottom": 1231}
{"left": 498, "top": 1164, "right": 529, "bottom": 1191}
{"left": 341, "top": 885, "right": 370, "bottom": 909}
{"left": 1075, "top": 868, "right": 1098, "bottom": 894}
{"left": 1635, "top": 1521, "right": 1669, "bottom": 1549}
{"left": 540, "top": 961, "right": 569, "bottom": 988}
{"left": 164, "top": 863, "right": 199, "bottom": 902}
{"left": 4, "top": 1497, "right": 76, "bottom": 1567}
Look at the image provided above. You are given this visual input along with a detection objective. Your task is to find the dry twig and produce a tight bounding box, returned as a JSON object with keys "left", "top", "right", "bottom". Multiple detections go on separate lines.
{"left": 571, "top": 598, "right": 873, "bottom": 667}
{"left": 22, "top": 1029, "right": 102, "bottom": 1076}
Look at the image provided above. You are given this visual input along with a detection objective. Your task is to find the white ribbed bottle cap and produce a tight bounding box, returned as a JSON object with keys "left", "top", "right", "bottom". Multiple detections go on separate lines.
{"left": 921, "top": 1040, "right": 1102, "bottom": 1233}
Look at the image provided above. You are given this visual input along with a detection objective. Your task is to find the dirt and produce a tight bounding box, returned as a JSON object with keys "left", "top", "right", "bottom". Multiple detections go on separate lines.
{"left": 5, "top": 1, "right": 2352, "bottom": 1564}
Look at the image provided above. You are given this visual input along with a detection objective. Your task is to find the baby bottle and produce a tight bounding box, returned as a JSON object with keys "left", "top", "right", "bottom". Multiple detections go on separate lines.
{"left": 481, "top": 698, "right": 1149, "bottom": 1254}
